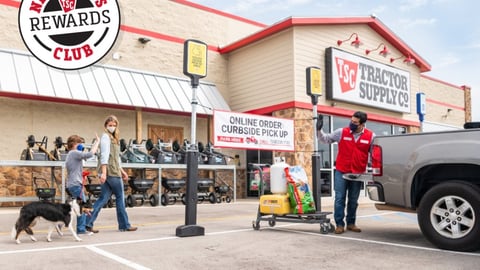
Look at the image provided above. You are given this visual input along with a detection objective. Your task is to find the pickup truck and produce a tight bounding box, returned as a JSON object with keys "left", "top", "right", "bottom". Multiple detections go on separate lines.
{"left": 366, "top": 122, "right": 480, "bottom": 252}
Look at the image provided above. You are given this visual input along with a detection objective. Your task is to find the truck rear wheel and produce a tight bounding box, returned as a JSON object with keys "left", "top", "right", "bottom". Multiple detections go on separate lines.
{"left": 418, "top": 181, "right": 480, "bottom": 252}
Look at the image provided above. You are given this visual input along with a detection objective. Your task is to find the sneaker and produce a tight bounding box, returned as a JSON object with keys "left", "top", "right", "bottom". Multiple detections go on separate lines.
{"left": 334, "top": 226, "right": 345, "bottom": 234}
{"left": 347, "top": 224, "right": 362, "bottom": 232}
{"left": 77, "top": 231, "right": 94, "bottom": 236}
{"left": 86, "top": 226, "right": 99, "bottom": 233}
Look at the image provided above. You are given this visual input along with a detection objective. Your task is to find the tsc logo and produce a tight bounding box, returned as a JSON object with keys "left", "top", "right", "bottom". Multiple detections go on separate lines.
{"left": 335, "top": 57, "right": 358, "bottom": 93}
{"left": 18, "top": 0, "right": 120, "bottom": 70}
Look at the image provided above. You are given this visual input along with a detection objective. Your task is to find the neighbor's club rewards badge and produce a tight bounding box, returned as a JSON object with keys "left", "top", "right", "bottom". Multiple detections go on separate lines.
{"left": 18, "top": 0, "right": 121, "bottom": 70}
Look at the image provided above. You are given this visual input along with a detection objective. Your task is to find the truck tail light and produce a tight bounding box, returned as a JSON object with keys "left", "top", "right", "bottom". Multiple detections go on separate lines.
{"left": 371, "top": 145, "right": 382, "bottom": 176}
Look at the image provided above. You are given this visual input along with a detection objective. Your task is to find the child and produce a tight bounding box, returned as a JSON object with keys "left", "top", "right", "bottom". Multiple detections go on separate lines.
{"left": 65, "top": 134, "right": 99, "bottom": 234}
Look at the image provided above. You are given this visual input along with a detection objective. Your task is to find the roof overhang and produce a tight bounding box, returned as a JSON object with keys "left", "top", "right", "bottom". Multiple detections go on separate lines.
{"left": 219, "top": 17, "right": 431, "bottom": 72}
{"left": 0, "top": 49, "right": 229, "bottom": 115}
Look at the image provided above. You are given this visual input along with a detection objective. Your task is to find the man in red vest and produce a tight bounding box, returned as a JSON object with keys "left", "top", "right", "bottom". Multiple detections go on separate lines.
{"left": 318, "top": 111, "right": 374, "bottom": 234}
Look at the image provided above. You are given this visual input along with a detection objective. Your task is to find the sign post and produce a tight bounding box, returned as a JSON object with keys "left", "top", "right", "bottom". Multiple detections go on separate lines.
{"left": 306, "top": 66, "right": 323, "bottom": 212}
{"left": 416, "top": 92, "right": 426, "bottom": 132}
{"left": 176, "top": 39, "right": 207, "bottom": 237}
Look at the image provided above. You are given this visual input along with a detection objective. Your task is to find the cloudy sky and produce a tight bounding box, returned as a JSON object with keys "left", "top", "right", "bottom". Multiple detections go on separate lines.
{"left": 189, "top": 0, "right": 480, "bottom": 121}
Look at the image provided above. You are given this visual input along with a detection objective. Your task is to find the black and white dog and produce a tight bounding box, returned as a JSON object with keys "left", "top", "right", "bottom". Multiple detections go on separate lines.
{"left": 11, "top": 199, "right": 82, "bottom": 244}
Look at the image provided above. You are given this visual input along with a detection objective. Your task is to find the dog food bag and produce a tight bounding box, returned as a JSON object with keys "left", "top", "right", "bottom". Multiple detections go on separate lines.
{"left": 285, "top": 166, "right": 316, "bottom": 214}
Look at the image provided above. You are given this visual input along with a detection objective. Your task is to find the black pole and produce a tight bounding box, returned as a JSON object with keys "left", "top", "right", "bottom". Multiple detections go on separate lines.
{"left": 184, "top": 149, "right": 199, "bottom": 225}
{"left": 312, "top": 153, "right": 322, "bottom": 212}
{"left": 311, "top": 101, "right": 322, "bottom": 212}
{"left": 176, "top": 83, "right": 205, "bottom": 237}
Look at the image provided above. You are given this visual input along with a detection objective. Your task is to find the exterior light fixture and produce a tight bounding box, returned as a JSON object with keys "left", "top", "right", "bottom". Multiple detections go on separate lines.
{"left": 337, "top": 33, "right": 362, "bottom": 47}
{"left": 365, "top": 43, "right": 389, "bottom": 56}
{"left": 390, "top": 54, "right": 416, "bottom": 65}
{"left": 403, "top": 54, "right": 415, "bottom": 65}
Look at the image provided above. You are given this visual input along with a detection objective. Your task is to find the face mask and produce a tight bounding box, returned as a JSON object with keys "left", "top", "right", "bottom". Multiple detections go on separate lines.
{"left": 349, "top": 122, "right": 359, "bottom": 132}
{"left": 77, "top": 144, "right": 84, "bottom": 151}
{"left": 107, "top": 126, "right": 116, "bottom": 133}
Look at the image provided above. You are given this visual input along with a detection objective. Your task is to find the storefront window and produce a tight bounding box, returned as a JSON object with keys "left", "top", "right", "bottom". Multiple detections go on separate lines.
{"left": 366, "top": 121, "right": 393, "bottom": 136}
{"left": 328, "top": 115, "right": 397, "bottom": 197}
{"left": 244, "top": 115, "right": 401, "bottom": 197}
{"left": 246, "top": 150, "right": 272, "bottom": 197}
{"left": 318, "top": 115, "right": 331, "bottom": 168}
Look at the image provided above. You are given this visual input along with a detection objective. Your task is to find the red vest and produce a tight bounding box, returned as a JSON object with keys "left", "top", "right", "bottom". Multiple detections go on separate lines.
{"left": 335, "top": 127, "right": 373, "bottom": 173}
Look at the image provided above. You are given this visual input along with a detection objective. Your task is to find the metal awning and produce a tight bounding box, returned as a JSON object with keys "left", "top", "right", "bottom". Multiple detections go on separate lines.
{"left": 0, "top": 49, "right": 229, "bottom": 115}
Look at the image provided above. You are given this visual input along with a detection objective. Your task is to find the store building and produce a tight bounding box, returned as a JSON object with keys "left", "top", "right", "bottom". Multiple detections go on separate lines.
{"left": 0, "top": 0, "right": 471, "bottom": 202}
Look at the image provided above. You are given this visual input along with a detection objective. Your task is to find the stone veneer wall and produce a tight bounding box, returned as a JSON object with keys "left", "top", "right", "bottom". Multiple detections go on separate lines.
{"left": 0, "top": 166, "right": 246, "bottom": 207}
{"left": 272, "top": 108, "right": 315, "bottom": 186}
{"left": 464, "top": 86, "right": 472, "bottom": 123}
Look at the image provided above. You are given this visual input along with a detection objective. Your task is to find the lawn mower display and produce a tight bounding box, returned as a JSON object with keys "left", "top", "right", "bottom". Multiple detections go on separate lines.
{"left": 20, "top": 135, "right": 56, "bottom": 161}
{"left": 33, "top": 176, "right": 56, "bottom": 202}
{"left": 160, "top": 177, "right": 186, "bottom": 206}
{"left": 126, "top": 176, "right": 158, "bottom": 207}
{"left": 120, "top": 139, "right": 154, "bottom": 163}
{"left": 146, "top": 139, "right": 179, "bottom": 164}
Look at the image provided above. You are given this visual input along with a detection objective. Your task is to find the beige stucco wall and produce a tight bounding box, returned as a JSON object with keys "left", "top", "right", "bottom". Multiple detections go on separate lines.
{"left": 0, "top": 0, "right": 264, "bottom": 106}
{"left": 0, "top": 1, "right": 263, "bottom": 161}
{"left": 101, "top": 0, "right": 265, "bottom": 104}
{"left": 0, "top": 97, "right": 210, "bottom": 160}
{"left": 0, "top": 0, "right": 469, "bottom": 190}
{"left": 227, "top": 29, "right": 295, "bottom": 112}
{"left": 227, "top": 23, "right": 430, "bottom": 124}
{"left": 420, "top": 78, "right": 466, "bottom": 126}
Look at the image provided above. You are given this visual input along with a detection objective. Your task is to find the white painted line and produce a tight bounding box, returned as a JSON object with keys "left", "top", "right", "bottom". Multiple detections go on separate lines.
{"left": 1, "top": 211, "right": 477, "bottom": 259}
{"left": 86, "top": 246, "right": 151, "bottom": 270}
{"left": 357, "top": 211, "right": 403, "bottom": 218}
{"left": 0, "top": 235, "right": 180, "bottom": 255}
{"left": 272, "top": 227, "right": 480, "bottom": 257}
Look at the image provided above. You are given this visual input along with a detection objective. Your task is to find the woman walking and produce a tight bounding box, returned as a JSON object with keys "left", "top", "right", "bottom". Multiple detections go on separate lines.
{"left": 86, "top": 115, "right": 137, "bottom": 232}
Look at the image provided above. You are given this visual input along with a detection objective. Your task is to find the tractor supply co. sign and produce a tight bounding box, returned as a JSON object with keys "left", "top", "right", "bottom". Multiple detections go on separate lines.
{"left": 18, "top": 0, "right": 120, "bottom": 70}
{"left": 213, "top": 110, "right": 295, "bottom": 151}
{"left": 325, "top": 47, "right": 411, "bottom": 113}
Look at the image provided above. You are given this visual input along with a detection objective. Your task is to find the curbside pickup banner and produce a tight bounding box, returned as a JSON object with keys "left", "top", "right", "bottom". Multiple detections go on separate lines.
{"left": 213, "top": 110, "right": 295, "bottom": 151}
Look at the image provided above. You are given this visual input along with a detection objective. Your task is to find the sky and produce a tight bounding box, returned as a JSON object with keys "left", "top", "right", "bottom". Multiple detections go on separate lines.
{"left": 189, "top": 0, "right": 479, "bottom": 121}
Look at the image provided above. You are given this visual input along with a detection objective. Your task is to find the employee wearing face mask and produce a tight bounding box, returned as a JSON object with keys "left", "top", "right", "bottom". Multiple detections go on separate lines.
{"left": 317, "top": 111, "right": 375, "bottom": 234}
{"left": 85, "top": 115, "right": 137, "bottom": 233}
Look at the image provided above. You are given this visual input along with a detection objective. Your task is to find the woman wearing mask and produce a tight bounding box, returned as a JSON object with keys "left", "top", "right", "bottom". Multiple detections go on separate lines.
{"left": 85, "top": 115, "right": 137, "bottom": 233}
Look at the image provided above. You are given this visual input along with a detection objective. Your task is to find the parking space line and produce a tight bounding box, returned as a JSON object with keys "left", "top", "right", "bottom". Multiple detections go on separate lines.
{"left": 2, "top": 210, "right": 478, "bottom": 260}
{"left": 86, "top": 246, "right": 152, "bottom": 270}
{"left": 272, "top": 227, "right": 480, "bottom": 257}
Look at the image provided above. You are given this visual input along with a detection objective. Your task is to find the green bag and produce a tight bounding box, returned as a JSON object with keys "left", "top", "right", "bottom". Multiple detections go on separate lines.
{"left": 285, "top": 166, "right": 316, "bottom": 214}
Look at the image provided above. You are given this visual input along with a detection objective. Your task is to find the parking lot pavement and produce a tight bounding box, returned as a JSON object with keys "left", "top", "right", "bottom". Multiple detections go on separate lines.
{"left": 0, "top": 199, "right": 479, "bottom": 270}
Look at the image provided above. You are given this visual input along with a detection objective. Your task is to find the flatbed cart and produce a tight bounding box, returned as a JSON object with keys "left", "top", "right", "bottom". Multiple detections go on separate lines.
{"left": 251, "top": 163, "right": 335, "bottom": 234}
